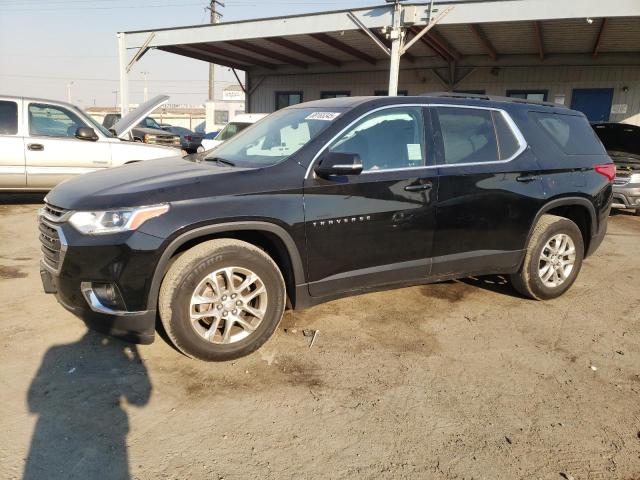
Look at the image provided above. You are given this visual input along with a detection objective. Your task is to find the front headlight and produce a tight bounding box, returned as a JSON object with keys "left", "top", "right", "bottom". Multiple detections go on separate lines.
{"left": 68, "top": 204, "right": 169, "bottom": 235}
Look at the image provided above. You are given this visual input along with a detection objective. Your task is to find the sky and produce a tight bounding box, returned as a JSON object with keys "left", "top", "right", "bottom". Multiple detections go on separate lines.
{"left": 0, "top": 0, "right": 382, "bottom": 108}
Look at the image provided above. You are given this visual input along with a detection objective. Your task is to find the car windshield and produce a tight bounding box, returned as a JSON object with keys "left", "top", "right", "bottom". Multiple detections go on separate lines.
{"left": 205, "top": 108, "right": 343, "bottom": 167}
{"left": 82, "top": 110, "right": 113, "bottom": 137}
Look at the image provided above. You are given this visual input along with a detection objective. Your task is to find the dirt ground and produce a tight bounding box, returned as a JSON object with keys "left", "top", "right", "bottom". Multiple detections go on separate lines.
{"left": 1, "top": 194, "right": 639, "bottom": 480}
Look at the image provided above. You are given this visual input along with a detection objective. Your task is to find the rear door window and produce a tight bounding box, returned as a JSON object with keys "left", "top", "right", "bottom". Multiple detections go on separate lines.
{"left": 433, "top": 107, "right": 524, "bottom": 165}
{"left": 531, "top": 111, "right": 605, "bottom": 155}
{"left": 434, "top": 107, "right": 498, "bottom": 165}
{"left": 0, "top": 100, "right": 18, "bottom": 135}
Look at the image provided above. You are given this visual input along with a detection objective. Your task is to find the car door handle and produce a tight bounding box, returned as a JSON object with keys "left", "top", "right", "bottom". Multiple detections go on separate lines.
{"left": 404, "top": 183, "right": 432, "bottom": 192}
{"left": 516, "top": 174, "right": 538, "bottom": 183}
{"left": 28, "top": 143, "right": 44, "bottom": 151}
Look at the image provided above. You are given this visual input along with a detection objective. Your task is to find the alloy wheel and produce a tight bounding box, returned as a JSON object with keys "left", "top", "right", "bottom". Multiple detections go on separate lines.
{"left": 538, "top": 233, "right": 576, "bottom": 288}
{"left": 190, "top": 266, "right": 268, "bottom": 344}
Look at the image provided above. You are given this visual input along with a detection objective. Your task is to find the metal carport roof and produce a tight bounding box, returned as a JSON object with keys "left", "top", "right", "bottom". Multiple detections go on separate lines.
{"left": 117, "top": 0, "right": 640, "bottom": 113}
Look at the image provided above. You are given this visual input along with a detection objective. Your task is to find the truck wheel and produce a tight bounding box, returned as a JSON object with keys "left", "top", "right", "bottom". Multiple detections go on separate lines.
{"left": 510, "top": 214, "right": 584, "bottom": 300}
{"left": 159, "top": 239, "right": 286, "bottom": 361}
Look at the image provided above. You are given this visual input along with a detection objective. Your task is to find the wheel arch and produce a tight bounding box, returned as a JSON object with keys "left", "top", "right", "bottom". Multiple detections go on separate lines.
{"left": 529, "top": 197, "right": 597, "bottom": 256}
{"left": 147, "top": 221, "right": 305, "bottom": 311}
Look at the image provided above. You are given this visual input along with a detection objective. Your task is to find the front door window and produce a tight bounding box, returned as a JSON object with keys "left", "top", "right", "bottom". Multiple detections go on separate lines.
{"left": 29, "top": 103, "right": 87, "bottom": 138}
{"left": 328, "top": 106, "right": 426, "bottom": 171}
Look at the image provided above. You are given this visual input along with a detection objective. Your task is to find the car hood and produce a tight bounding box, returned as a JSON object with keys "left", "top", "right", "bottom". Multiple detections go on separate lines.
{"left": 45, "top": 156, "right": 251, "bottom": 211}
{"left": 592, "top": 122, "right": 640, "bottom": 156}
{"left": 112, "top": 95, "right": 169, "bottom": 139}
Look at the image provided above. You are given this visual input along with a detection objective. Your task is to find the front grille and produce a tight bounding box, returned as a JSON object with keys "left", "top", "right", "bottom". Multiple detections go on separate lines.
{"left": 39, "top": 202, "right": 68, "bottom": 272}
{"left": 39, "top": 219, "right": 62, "bottom": 270}
{"left": 147, "top": 135, "right": 181, "bottom": 147}
{"left": 43, "top": 203, "right": 66, "bottom": 220}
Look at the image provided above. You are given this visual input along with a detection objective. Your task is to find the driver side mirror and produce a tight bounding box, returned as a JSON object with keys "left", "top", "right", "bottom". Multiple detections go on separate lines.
{"left": 75, "top": 127, "right": 99, "bottom": 141}
{"left": 314, "top": 151, "right": 363, "bottom": 178}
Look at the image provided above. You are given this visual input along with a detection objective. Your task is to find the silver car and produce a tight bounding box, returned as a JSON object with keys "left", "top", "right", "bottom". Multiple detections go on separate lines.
{"left": 592, "top": 122, "right": 640, "bottom": 215}
{"left": 0, "top": 95, "right": 179, "bottom": 191}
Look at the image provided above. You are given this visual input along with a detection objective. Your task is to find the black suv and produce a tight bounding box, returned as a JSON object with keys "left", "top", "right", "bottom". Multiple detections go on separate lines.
{"left": 39, "top": 94, "right": 614, "bottom": 361}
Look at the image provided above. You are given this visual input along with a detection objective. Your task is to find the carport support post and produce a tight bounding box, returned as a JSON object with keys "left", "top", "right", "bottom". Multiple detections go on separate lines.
{"left": 118, "top": 33, "right": 130, "bottom": 116}
{"left": 388, "top": 1, "right": 402, "bottom": 96}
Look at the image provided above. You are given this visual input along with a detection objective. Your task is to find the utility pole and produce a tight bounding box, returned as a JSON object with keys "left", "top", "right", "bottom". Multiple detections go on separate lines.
{"left": 141, "top": 71, "right": 149, "bottom": 102}
{"left": 206, "top": 1, "right": 224, "bottom": 101}
{"left": 67, "top": 81, "right": 74, "bottom": 103}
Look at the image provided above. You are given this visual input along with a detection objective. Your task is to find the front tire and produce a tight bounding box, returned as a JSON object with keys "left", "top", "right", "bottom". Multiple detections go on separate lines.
{"left": 159, "top": 239, "right": 286, "bottom": 361}
{"left": 510, "top": 214, "right": 584, "bottom": 300}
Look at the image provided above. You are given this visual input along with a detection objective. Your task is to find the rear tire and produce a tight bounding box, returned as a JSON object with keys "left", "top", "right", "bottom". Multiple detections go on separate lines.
{"left": 159, "top": 239, "right": 286, "bottom": 361}
{"left": 510, "top": 214, "right": 584, "bottom": 300}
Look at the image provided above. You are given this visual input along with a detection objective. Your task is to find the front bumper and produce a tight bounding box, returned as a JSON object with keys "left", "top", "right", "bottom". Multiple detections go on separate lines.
{"left": 39, "top": 216, "right": 164, "bottom": 345}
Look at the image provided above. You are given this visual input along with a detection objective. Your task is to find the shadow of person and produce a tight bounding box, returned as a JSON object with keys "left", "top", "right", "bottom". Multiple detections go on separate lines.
{"left": 24, "top": 331, "right": 152, "bottom": 480}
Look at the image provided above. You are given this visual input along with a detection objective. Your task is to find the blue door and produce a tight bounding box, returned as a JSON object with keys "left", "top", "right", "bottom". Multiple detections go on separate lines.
{"left": 570, "top": 88, "right": 614, "bottom": 122}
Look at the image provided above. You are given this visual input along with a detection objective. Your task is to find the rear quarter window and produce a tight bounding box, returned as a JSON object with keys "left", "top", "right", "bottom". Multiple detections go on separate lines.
{"left": 531, "top": 111, "right": 605, "bottom": 155}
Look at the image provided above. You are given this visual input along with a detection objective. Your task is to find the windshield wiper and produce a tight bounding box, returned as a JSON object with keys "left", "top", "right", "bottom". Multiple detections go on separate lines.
{"left": 206, "top": 157, "right": 236, "bottom": 167}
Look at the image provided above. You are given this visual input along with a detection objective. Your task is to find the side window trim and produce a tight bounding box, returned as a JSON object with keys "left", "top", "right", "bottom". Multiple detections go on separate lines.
{"left": 304, "top": 103, "right": 527, "bottom": 179}
{"left": 430, "top": 104, "right": 527, "bottom": 168}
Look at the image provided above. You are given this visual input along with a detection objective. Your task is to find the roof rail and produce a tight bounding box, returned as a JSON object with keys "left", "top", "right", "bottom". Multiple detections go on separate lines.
{"left": 420, "top": 91, "right": 558, "bottom": 108}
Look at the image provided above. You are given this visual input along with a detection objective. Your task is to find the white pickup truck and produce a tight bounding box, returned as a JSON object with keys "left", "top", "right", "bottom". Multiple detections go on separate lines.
{"left": 0, "top": 95, "right": 180, "bottom": 191}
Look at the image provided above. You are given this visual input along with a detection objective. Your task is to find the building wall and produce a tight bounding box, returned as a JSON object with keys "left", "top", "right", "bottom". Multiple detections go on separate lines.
{"left": 249, "top": 65, "right": 640, "bottom": 125}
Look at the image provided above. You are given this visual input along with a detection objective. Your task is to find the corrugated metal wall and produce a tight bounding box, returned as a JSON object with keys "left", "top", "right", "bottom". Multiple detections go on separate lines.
{"left": 249, "top": 65, "right": 640, "bottom": 125}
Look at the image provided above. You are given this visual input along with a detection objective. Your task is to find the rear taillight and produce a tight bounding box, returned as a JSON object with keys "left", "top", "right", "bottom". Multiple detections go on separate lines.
{"left": 185, "top": 135, "right": 192, "bottom": 141}
{"left": 594, "top": 163, "right": 616, "bottom": 182}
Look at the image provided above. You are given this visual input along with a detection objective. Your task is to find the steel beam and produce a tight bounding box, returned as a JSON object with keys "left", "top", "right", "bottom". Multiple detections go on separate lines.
{"left": 190, "top": 43, "right": 277, "bottom": 69}
{"left": 426, "top": 30, "right": 461, "bottom": 61}
{"left": 231, "top": 68, "right": 246, "bottom": 93}
{"left": 408, "top": 27, "right": 451, "bottom": 62}
{"left": 347, "top": 12, "right": 390, "bottom": 56}
{"left": 265, "top": 37, "right": 341, "bottom": 67}
{"left": 310, "top": 33, "right": 377, "bottom": 65}
{"left": 402, "top": 5, "right": 454, "bottom": 55}
{"left": 534, "top": 21, "right": 544, "bottom": 60}
{"left": 126, "top": 32, "right": 155, "bottom": 73}
{"left": 159, "top": 45, "right": 250, "bottom": 70}
{"left": 592, "top": 18, "right": 608, "bottom": 58}
{"left": 357, "top": 29, "right": 417, "bottom": 63}
{"left": 228, "top": 40, "right": 308, "bottom": 68}
{"left": 117, "top": 32, "right": 129, "bottom": 115}
{"left": 469, "top": 24, "right": 498, "bottom": 61}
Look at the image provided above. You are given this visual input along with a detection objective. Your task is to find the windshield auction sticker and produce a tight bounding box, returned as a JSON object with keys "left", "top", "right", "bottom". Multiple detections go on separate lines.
{"left": 305, "top": 112, "right": 341, "bottom": 121}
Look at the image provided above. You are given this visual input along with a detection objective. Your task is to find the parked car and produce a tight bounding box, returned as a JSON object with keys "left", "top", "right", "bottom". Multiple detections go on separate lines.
{"left": 0, "top": 95, "right": 181, "bottom": 190}
{"left": 40, "top": 94, "right": 613, "bottom": 361}
{"left": 592, "top": 122, "right": 640, "bottom": 215}
{"left": 203, "top": 131, "right": 219, "bottom": 140}
{"left": 201, "top": 113, "right": 267, "bottom": 150}
{"left": 160, "top": 125, "right": 204, "bottom": 153}
{"left": 102, "top": 95, "right": 180, "bottom": 148}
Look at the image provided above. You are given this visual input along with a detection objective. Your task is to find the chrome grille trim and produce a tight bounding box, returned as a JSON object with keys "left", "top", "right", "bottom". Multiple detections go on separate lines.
{"left": 38, "top": 216, "right": 68, "bottom": 274}
{"left": 40, "top": 202, "right": 73, "bottom": 223}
